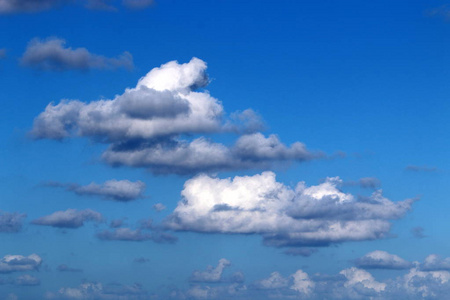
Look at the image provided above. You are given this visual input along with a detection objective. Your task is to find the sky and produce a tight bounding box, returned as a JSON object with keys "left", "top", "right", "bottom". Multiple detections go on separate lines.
{"left": 1, "top": 0, "right": 450, "bottom": 299}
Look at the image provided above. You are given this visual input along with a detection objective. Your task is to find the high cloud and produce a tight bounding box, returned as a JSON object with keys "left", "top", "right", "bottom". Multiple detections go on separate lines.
{"left": 0, "top": 254, "right": 42, "bottom": 273}
{"left": 0, "top": 212, "right": 26, "bottom": 233}
{"left": 354, "top": 250, "right": 412, "bottom": 270}
{"left": 21, "top": 37, "right": 133, "bottom": 71}
{"left": 31, "top": 209, "right": 103, "bottom": 228}
{"left": 166, "top": 172, "right": 416, "bottom": 248}
{"left": 47, "top": 179, "right": 146, "bottom": 202}
{"left": 31, "top": 58, "right": 319, "bottom": 175}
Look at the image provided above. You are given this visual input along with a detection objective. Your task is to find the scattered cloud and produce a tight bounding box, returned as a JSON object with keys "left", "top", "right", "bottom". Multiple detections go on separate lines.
{"left": 109, "top": 219, "right": 125, "bottom": 228}
{"left": 0, "top": 48, "right": 6, "bottom": 59}
{"left": 190, "top": 259, "right": 231, "bottom": 283}
{"left": 0, "top": 212, "right": 26, "bottom": 233}
{"left": 133, "top": 257, "right": 149, "bottom": 264}
{"left": 31, "top": 58, "right": 321, "bottom": 175}
{"left": 345, "top": 177, "right": 381, "bottom": 189}
{"left": 152, "top": 203, "right": 166, "bottom": 212}
{"left": 427, "top": 4, "right": 450, "bottom": 21}
{"left": 405, "top": 165, "right": 438, "bottom": 172}
{"left": 0, "top": 254, "right": 42, "bottom": 273}
{"left": 21, "top": 37, "right": 133, "bottom": 71}
{"left": 47, "top": 179, "right": 146, "bottom": 202}
{"left": 420, "top": 254, "right": 450, "bottom": 271}
{"left": 31, "top": 209, "right": 103, "bottom": 228}
{"left": 354, "top": 250, "right": 412, "bottom": 270}
{"left": 57, "top": 264, "right": 83, "bottom": 272}
{"left": 166, "top": 172, "right": 416, "bottom": 248}
{"left": 122, "top": 0, "right": 153, "bottom": 10}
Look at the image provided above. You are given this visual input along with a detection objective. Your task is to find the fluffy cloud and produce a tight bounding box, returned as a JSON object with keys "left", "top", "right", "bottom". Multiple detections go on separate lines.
{"left": 0, "top": 254, "right": 42, "bottom": 273}
{"left": 31, "top": 209, "right": 103, "bottom": 228}
{"left": 48, "top": 179, "right": 146, "bottom": 202}
{"left": 21, "top": 38, "right": 133, "bottom": 71}
{"left": 355, "top": 250, "right": 412, "bottom": 270}
{"left": 252, "top": 272, "right": 289, "bottom": 290}
{"left": 0, "top": 212, "right": 26, "bottom": 233}
{"left": 31, "top": 58, "right": 319, "bottom": 175}
{"left": 0, "top": 48, "right": 6, "bottom": 59}
{"left": 96, "top": 228, "right": 177, "bottom": 243}
{"left": 166, "top": 172, "right": 415, "bottom": 248}
{"left": 45, "top": 282, "right": 148, "bottom": 299}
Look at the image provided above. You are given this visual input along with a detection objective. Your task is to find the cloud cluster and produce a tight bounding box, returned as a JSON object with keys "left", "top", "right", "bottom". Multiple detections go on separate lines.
{"left": 355, "top": 250, "right": 412, "bottom": 270}
{"left": 31, "top": 58, "right": 319, "bottom": 175}
{"left": 0, "top": 254, "right": 42, "bottom": 273}
{"left": 21, "top": 38, "right": 133, "bottom": 71}
{"left": 48, "top": 179, "right": 146, "bottom": 202}
{"left": 166, "top": 172, "right": 416, "bottom": 248}
{"left": 31, "top": 209, "right": 103, "bottom": 228}
{"left": 0, "top": 212, "right": 26, "bottom": 233}
{"left": 0, "top": 0, "right": 153, "bottom": 14}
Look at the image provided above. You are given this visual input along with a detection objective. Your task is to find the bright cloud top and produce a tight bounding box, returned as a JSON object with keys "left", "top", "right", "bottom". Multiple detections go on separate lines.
{"left": 355, "top": 250, "right": 413, "bottom": 270}
{"left": 166, "top": 172, "right": 416, "bottom": 247}
{"left": 0, "top": 254, "right": 42, "bottom": 273}
{"left": 31, "top": 58, "right": 319, "bottom": 174}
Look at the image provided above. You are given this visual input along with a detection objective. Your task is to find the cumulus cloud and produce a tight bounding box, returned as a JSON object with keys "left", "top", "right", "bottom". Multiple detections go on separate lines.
{"left": 0, "top": 212, "right": 26, "bottom": 233}
{"left": 21, "top": 37, "right": 133, "bottom": 71}
{"left": 340, "top": 267, "right": 386, "bottom": 293}
{"left": 45, "top": 281, "right": 148, "bottom": 299}
{"left": 252, "top": 272, "right": 289, "bottom": 290}
{"left": 190, "top": 259, "right": 231, "bottom": 283}
{"left": 57, "top": 264, "right": 83, "bottom": 272}
{"left": 166, "top": 172, "right": 416, "bottom": 248}
{"left": 354, "top": 250, "right": 412, "bottom": 270}
{"left": 0, "top": 254, "right": 42, "bottom": 273}
{"left": 152, "top": 203, "right": 166, "bottom": 212}
{"left": 31, "top": 58, "right": 319, "bottom": 175}
{"left": 47, "top": 179, "right": 145, "bottom": 202}
{"left": 96, "top": 227, "right": 177, "bottom": 243}
{"left": 31, "top": 209, "right": 103, "bottom": 228}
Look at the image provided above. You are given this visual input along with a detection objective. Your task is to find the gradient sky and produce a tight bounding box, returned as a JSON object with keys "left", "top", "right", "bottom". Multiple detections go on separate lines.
{"left": 1, "top": 0, "right": 450, "bottom": 299}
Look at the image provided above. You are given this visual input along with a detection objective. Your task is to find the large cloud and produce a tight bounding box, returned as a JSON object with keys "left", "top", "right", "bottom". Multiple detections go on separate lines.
{"left": 47, "top": 179, "right": 146, "bottom": 202}
{"left": 21, "top": 38, "right": 133, "bottom": 71}
{"left": 31, "top": 209, "right": 103, "bottom": 228}
{"left": 354, "top": 250, "right": 412, "bottom": 270}
{"left": 0, "top": 212, "right": 26, "bottom": 233}
{"left": 0, "top": 254, "right": 42, "bottom": 273}
{"left": 166, "top": 172, "right": 416, "bottom": 248}
{"left": 31, "top": 58, "right": 319, "bottom": 175}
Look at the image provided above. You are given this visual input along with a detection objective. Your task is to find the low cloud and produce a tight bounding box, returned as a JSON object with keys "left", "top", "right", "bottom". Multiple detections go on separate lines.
{"left": 166, "top": 172, "right": 416, "bottom": 248}
{"left": 0, "top": 212, "right": 26, "bottom": 233}
{"left": 0, "top": 254, "right": 42, "bottom": 273}
{"left": 420, "top": 254, "right": 450, "bottom": 271}
{"left": 31, "top": 209, "right": 103, "bottom": 228}
{"left": 354, "top": 250, "right": 412, "bottom": 270}
{"left": 21, "top": 37, "right": 133, "bottom": 71}
{"left": 47, "top": 179, "right": 145, "bottom": 202}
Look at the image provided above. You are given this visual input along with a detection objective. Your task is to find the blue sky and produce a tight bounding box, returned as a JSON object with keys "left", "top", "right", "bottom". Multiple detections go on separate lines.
{"left": 1, "top": 0, "right": 450, "bottom": 299}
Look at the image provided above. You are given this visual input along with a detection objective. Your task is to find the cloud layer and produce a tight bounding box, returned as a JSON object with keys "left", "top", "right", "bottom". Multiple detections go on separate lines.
{"left": 166, "top": 172, "right": 416, "bottom": 247}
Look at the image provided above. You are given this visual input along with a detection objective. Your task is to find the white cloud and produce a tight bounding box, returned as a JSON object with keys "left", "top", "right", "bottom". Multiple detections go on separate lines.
{"left": 190, "top": 259, "right": 231, "bottom": 283}
{"left": 340, "top": 267, "right": 386, "bottom": 293}
{"left": 420, "top": 254, "right": 450, "bottom": 271}
{"left": 166, "top": 172, "right": 415, "bottom": 247}
{"left": 31, "top": 209, "right": 103, "bottom": 228}
{"left": 0, "top": 254, "right": 42, "bottom": 273}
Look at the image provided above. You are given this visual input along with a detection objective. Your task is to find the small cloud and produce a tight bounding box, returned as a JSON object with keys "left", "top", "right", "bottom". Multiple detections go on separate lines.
{"left": 13, "top": 274, "right": 40, "bottom": 286}
{"left": 109, "top": 219, "right": 125, "bottom": 228}
{"left": 411, "top": 226, "right": 426, "bottom": 239}
{"left": 420, "top": 254, "right": 450, "bottom": 271}
{"left": 31, "top": 209, "right": 103, "bottom": 228}
{"left": 57, "top": 264, "right": 83, "bottom": 272}
{"left": 122, "top": 0, "right": 154, "bottom": 10}
{"left": 152, "top": 203, "right": 166, "bottom": 212}
{"left": 0, "top": 212, "right": 26, "bottom": 233}
{"left": 21, "top": 37, "right": 133, "bottom": 71}
{"left": 190, "top": 259, "right": 231, "bottom": 283}
{"left": 405, "top": 165, "right": 438, "bottom": 172}
{"left": 0, "top": 48, "right": 6, "bottom": 59}
{"left": 354, "top": 250, "right": 412, "bottom": 270}
{"left": 96, "top": 228, "right": 177, "bottom": 243}
{"left": 133, "top": 257, "right": 149, "bottom": 264}
{"left": 0, "top": 254, "right": 42, "bottom": 273}
{"left": 284, "top": 248, "right": 318, "bottom": 257}
{"left": 344, "top": 177, "right": 381, "bottom": 189}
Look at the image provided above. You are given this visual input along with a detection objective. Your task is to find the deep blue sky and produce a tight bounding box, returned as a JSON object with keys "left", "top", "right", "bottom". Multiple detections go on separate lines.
{"left": 1, "top": 0, "right": 450, "bottom": 299}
